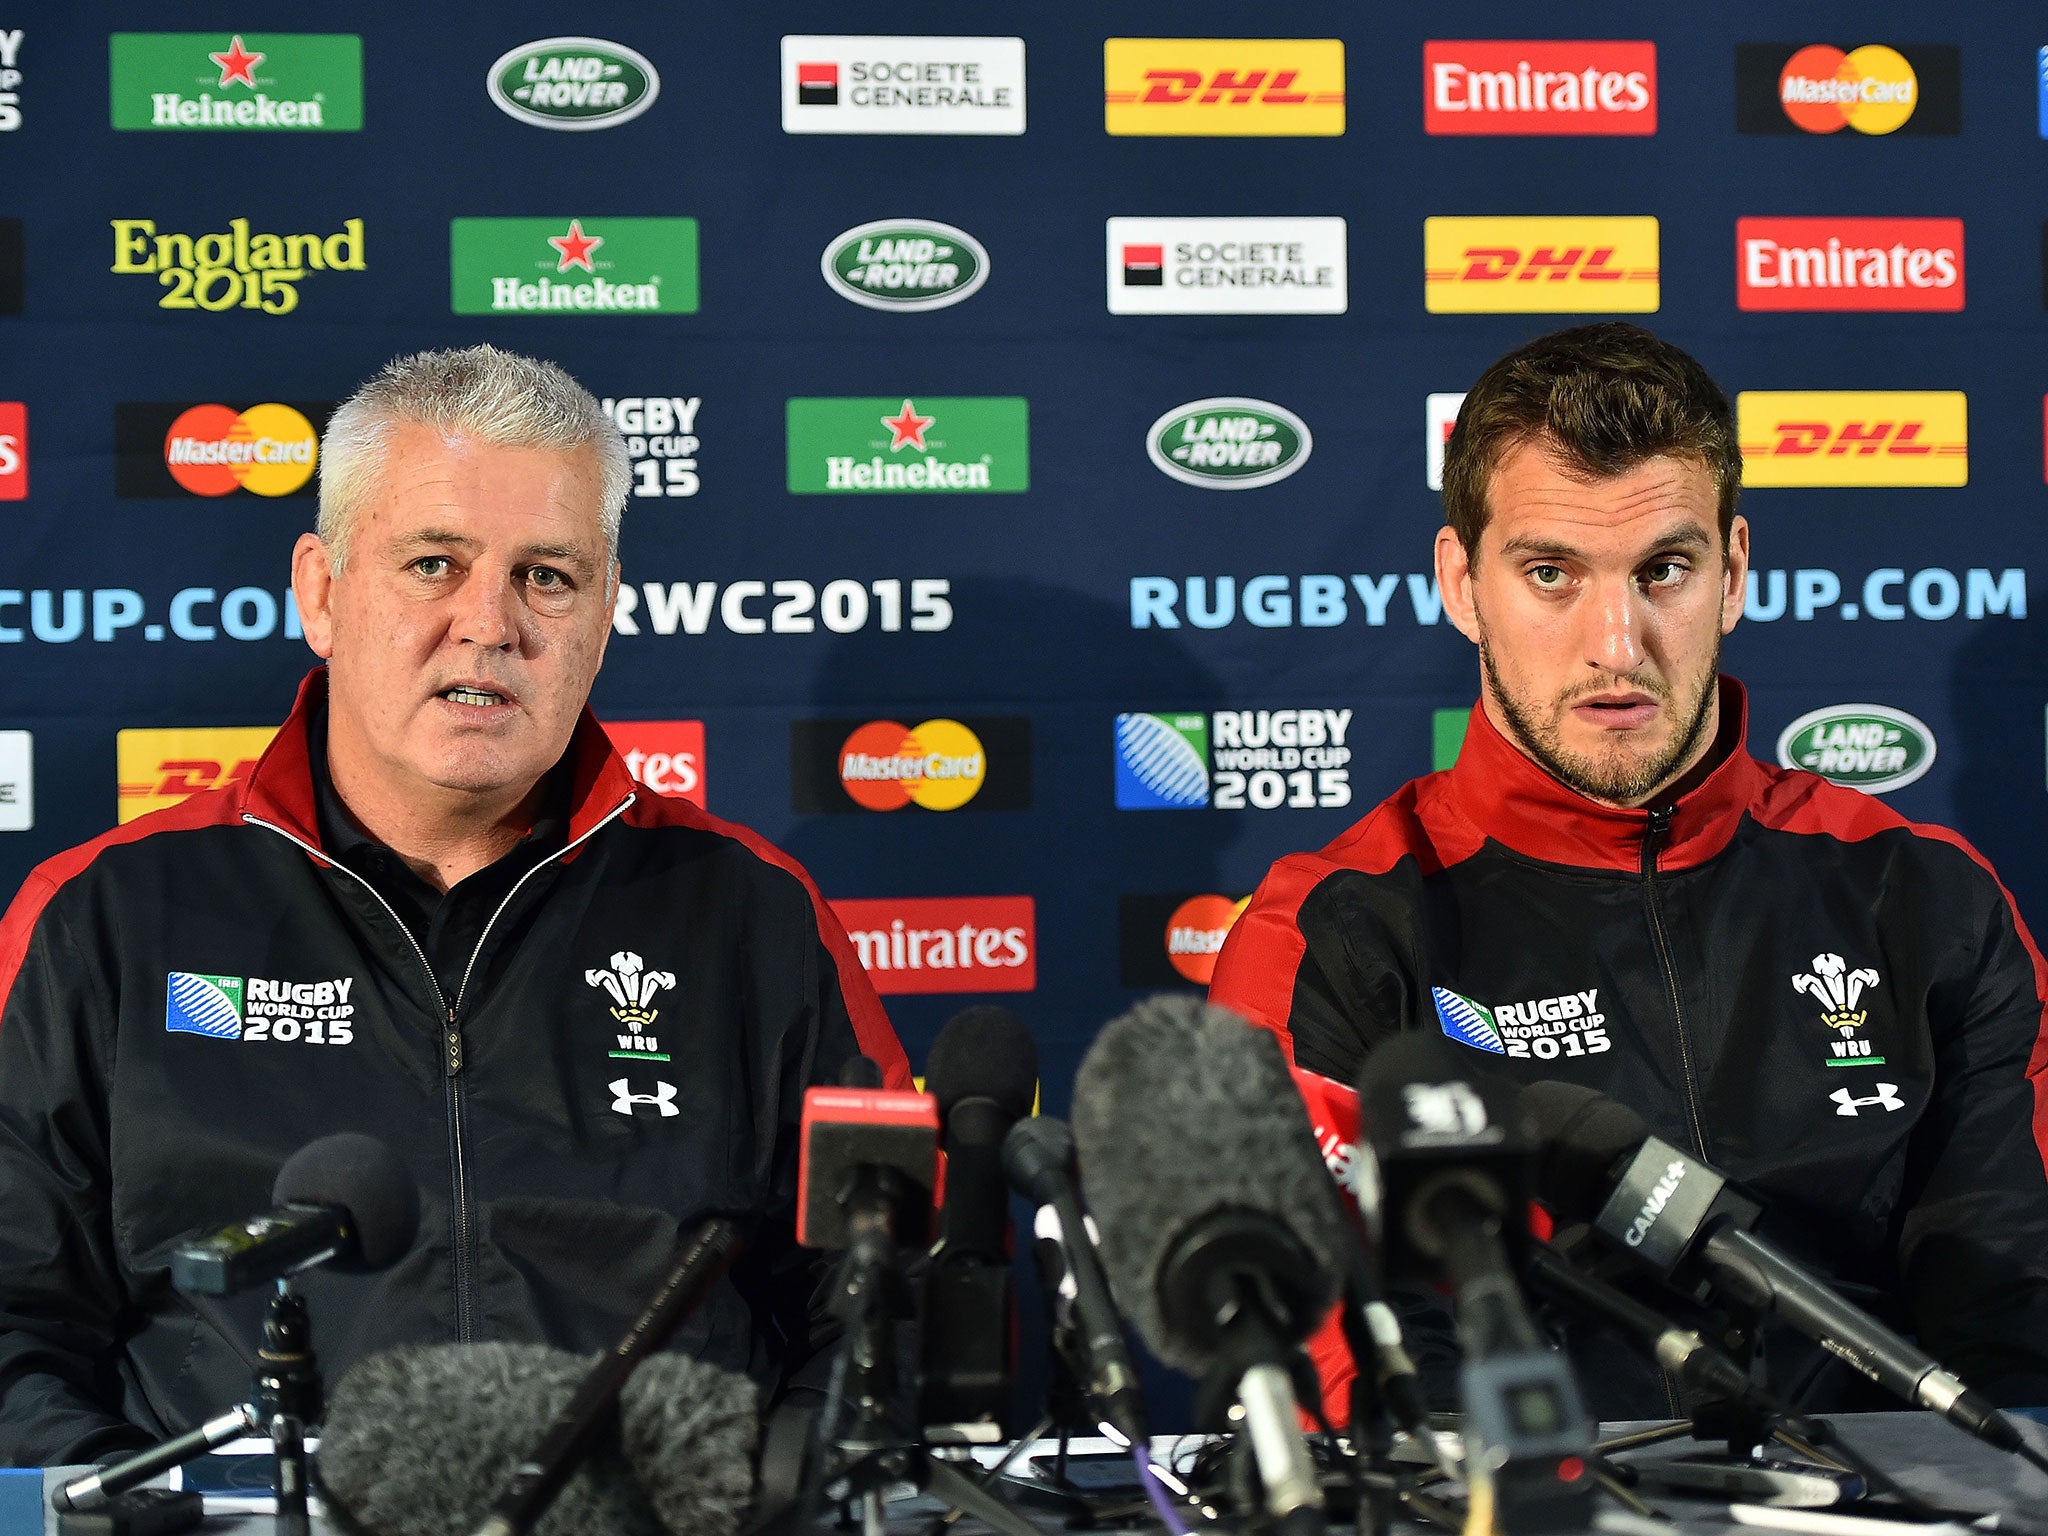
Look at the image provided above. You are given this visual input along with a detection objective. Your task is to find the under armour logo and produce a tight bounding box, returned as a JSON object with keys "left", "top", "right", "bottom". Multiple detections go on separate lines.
{"left": 1830, "top": 1083, "right": 1904, "bottom": 1116}
{"left": 609, "top": 1078, "right": 679, "bottom": 1117}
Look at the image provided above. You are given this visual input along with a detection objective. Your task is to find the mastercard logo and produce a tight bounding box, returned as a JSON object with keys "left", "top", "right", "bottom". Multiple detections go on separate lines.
{"left": 837, "top": 719, "right": 987, "bottom": 811}
{"left": 1777, "top": 44, "right": 1917, "bottom": 135}
{"left": 163, "top": 402, "right": 319, "bottom": 496}
{"left": 1164, "top": 893, "right": 1250, "bottom": 985}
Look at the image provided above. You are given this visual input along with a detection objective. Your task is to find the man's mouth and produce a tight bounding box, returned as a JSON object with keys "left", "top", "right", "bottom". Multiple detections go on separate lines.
{"left": 1571, "top": 691, "right": 1660, "bottom": 728}
{"left": 440, "top": 685, "right": 510, "bottom": 708}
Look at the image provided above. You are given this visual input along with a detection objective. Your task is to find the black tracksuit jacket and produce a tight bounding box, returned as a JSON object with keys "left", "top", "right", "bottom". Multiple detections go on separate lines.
{"left": 1210, "top": 678, "right": 2048, "bottom": 1418}
{"left": 0, "top": 669, "right": 910, "bottom": 1464}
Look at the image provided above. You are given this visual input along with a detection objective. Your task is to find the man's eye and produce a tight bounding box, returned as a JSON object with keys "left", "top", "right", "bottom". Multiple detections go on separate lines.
{"left": 1530, "top": 565, "right": 1565, "bottom": 587}
{"left": 1644, "top": 561, "right": 1685, "bottom": 586}
{"left": 527, "top": 566, "right": 569, "bottom": 591}
{"left": 411, "top": 556, "right": 450, "bottom": 578}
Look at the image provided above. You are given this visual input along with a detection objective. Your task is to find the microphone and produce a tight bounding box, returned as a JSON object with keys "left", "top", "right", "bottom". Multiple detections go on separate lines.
{"left": 1523, "top": 1079, "right": 2035, "bottom": 1459}
{"left": 317, "top": 1342, "right": 758, "bottom": 1536}
{"left": 919, "top": 1007, "right": 1038, "bottom": 1432}
{"left": 1072, "top": 996, "right": 1346, "bottom": 1536}
{"left": 170, "top": 1132, "right": 421, "bottom": 1294}
{"left": 925, "top": 1005, "right": 1038, "bottom": 1261}
{"left": 469, "top": 1218, "right": 744, "bottom": 1536}
{"left": 1002, "top": 1115, "right": 1147, "bottom": 1445}
{"left": 1288, "top": 1062, "right": 1434, "bottom": 1443}
{"left": 1354, "top": 1036, "right": 1594, "bottom": 1523}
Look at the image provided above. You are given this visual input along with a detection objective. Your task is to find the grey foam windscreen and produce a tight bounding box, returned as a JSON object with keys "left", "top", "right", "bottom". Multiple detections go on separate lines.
{"left": 1069, "top": 995, "right": 1346, "bottom": 1372}
{"left": 317, "top": 1341, "right": 759, "bottom": 1536}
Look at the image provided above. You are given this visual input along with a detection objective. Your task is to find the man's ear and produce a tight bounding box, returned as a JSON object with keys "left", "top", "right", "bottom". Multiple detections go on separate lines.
{"left": 1437, "top": 526, "right": 1482, "bottom": 645}
{"left": 1721, "top": 515, "right": 1750, "bottom": 637}
{"left": 291, "top": 533, "right": 337, "bottom": 659}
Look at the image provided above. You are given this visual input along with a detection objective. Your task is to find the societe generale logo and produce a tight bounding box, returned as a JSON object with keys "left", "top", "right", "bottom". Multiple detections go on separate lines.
{"left": 116, "top": 726, "right": 278, "bottom": 823}
{"left": 1737, "top": 391, "right": 1967, "bottom": 487}
{"left": 601, "top": 719, "right": 705, "bottom": 806}
{"left": 1424, "top": 216, "right": 1659, "bottom": 313}
{"left": 1423, "top": 40, "right": 1655, "bottom": 135}
{"left": 0, "top": 401, "right": 24, "bottom": 500}
{"left": 1104, "top": 38, "right": 1344, "bottom": 135}
{"left": 830, "top": 895, "right": 1035, "bottom": 994}
{"left": 1736, "top": 218, "right": 1962, "bottom": 312}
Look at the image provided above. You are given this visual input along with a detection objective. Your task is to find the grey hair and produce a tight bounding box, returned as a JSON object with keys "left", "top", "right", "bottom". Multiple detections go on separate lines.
{"left": 316, "top": 344, "right": 629, "bottom": 572}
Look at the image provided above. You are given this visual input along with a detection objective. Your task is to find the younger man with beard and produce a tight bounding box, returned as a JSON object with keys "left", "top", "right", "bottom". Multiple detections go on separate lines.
{"left": 1209, "top": 323, "right": 2048, "bottom": 1416}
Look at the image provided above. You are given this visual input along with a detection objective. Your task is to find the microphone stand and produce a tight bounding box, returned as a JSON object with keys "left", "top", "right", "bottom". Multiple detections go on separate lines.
{"left": 55, "top": 1279, "right": 322, "bottom": 1536}
{"left": 788, "top": 1168, "right": 1044, "bottom": 1536}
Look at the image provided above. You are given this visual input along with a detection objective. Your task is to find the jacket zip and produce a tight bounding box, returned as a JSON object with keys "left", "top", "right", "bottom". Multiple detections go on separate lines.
{"left": 1639, "top": 804, "right": 1710, "bottom": 1420}
{"left": 1640, "top": 806, "right": 1709, "bottom": 1158}
{"left": 243, "top": 794, "right": 634, "bottom": 1341}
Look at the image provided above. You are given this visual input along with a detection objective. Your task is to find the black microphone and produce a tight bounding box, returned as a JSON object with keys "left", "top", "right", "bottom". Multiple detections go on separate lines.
{"left": 925, "top": 1005, "right": 1038, "bottom": 1261}
{"left": 1354, "top": 1035, "right": 1594, "bottom": 1523}
{"left": 1002, "top": 1115, "right": 1148, "bottom": 1445}
{"left": 170, "top": 1132, "right": 420, "bottom": 1294}
{"left": 317, "top": 1342, "right": 759, "bottom": 1536}
{"left": 918, "top": 1005, "right": 1038, "bottom": 1432}
{"left": 1523, "top": 1079, "right": 2035, "bottom": 1459}
{"left": 1073, "top": 996, "right": 1346, "bottom": 1536}
{"left": 468, "top": 1217, "right": 745, "bottom": 1536}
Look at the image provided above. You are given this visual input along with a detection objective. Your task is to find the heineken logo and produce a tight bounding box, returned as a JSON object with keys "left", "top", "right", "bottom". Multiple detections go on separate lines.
{"left": 787, "top": 396, "right": 1028, "bottom": 493}
{"left": 821, "top": 219, "right": 989, "bottom": 311}
{"left": 449, "top": 217, "right": 699, "bottom": 315}
{"left": 1146, "top": 397, "right": 1313, "bottom": 490}
{"left": 110, "top": 32, "right": 362, "bottom": 131}
{"left": 1775, "top": 703, "right": 1935, "bottom": 794}
{"left": 487, "top": 37, "right": 659, "bottom": 130}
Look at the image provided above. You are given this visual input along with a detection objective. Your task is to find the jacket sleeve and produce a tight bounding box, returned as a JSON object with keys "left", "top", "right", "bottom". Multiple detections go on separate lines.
{"left": 1208, "top": 859, "right": 1407, "bottom": 1084}
{"left": 0, "top": 876, "right": 152, "bottom": 1464}
{"left": 1895, "top": 859, "right": 2048, "bottom": 1405}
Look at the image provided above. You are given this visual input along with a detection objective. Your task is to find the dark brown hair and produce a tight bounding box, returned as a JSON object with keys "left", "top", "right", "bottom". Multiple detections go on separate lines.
{"left": 1441, "top": 322, "right": 1741, "bottom": 557}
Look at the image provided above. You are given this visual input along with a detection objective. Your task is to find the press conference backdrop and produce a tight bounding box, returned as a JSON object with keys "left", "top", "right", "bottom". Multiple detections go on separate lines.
{"left": 1, "top": 7, "right": 2045, "bottom": 1180}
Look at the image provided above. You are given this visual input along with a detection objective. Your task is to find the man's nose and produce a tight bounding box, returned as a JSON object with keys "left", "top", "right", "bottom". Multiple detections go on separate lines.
{"left": 451, "top": 568, "right": 520, "bottom": 649}
{"left": 1583, "top": 575, "right": 1645, "bottom": 674}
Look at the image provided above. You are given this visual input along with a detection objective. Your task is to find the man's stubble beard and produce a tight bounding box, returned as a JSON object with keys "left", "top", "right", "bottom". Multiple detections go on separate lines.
{"left": 1478, "top": 625, "right": 1722, "bottom": 807}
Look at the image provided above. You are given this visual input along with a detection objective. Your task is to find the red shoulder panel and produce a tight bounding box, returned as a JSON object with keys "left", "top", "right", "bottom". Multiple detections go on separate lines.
{"left": 0, "top": 785, "right": 249, "bottom": 1022}
{"left": 1209, "top": 773, "right": 1481, "bottom": 1059}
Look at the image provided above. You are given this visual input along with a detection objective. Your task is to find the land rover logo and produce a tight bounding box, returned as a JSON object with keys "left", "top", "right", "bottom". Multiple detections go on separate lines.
{"left": 1146, "top": 398, "right": 1313, "bottom": 490}
{"left": 821, "top": 219, "right": 989, "bottom": 312}
{"left": 1776, "top": 703, "right": 1935, "bottom": 794}
{"left": 487, "top": 37, "right": 659, "bottom": 130}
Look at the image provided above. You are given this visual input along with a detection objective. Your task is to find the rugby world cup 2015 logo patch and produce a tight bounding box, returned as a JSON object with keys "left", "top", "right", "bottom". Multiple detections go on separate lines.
{"left": 167, "top": 971, "right": 245, "bottom": 1038}
{"left": 1432, "top": 985, "right": 1612, "bottom": 1059}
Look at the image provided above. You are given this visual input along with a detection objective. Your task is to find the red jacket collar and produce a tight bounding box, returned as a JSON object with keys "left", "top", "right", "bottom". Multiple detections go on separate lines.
{"left": 1446, "top": 676, "right": 1762, "bottom": 872}
{"left": 240, "top": 667, "right": 639, "bottom": 856}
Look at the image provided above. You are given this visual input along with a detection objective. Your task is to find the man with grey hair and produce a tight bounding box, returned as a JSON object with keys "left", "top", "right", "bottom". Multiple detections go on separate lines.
{"left": 0, "top": 345, "right": 911, "bottom": 1463}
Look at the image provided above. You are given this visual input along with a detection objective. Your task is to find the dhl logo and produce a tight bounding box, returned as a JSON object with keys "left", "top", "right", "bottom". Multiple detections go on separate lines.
{"left": 116, "top": 726, "right": 278, "bottom": 823}
{"left": 1105, "top": 38, "right": 1344, "bottom": 135}
{"left": 1424, "top": 216, "right": 1659, "bottom": 313}
{"left": 1737, "top": 392, "right": 1967, "bottom": 487}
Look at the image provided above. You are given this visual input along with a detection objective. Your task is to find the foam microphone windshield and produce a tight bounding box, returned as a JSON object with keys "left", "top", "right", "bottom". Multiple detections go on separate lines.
{"left": 273, "top": 1132, "right": 422, "bottom": 1272}
{"left": 1517, "top": 1080, "right": 1654, "bottom": 1224}
{"left": 317, "top": 1343, "right": 758, "bottom": 1536}
{"left": 1069, "top": 996, "right": 1346, "bottom": 1373}
{"left": 923, "top": 1004, "right": 1039, "bottom": 1123}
